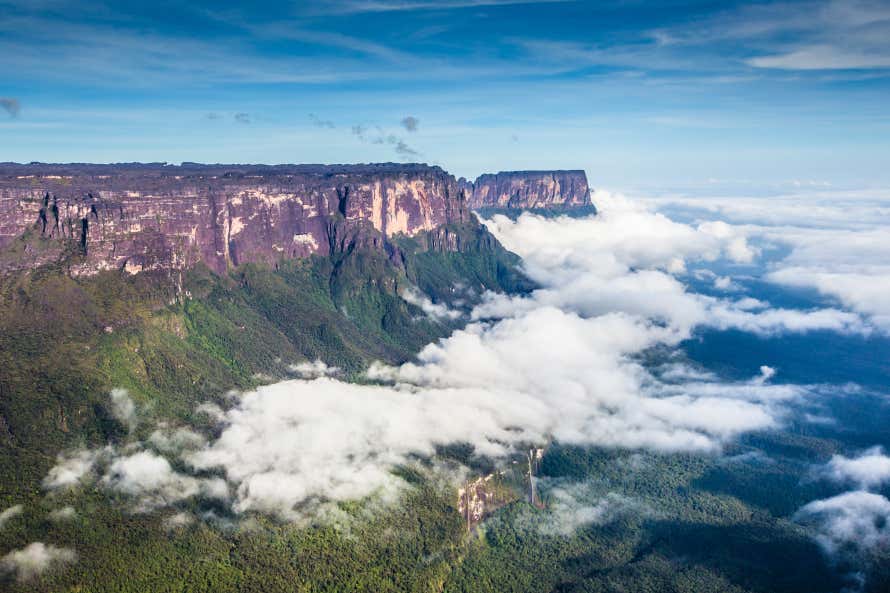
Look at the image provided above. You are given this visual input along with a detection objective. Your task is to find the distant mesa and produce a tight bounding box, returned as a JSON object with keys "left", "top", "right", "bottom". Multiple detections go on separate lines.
{"left": 467, "top": 170, "right": 593, "bottom": 213}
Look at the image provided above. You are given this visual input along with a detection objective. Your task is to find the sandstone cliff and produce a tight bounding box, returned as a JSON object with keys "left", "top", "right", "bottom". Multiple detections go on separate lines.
{"left": 468, "top": 170, "right": 592, "bottom": 211}
{"left": 0, "top": 163, "right": 470, "bottom": 275}
{"left": 0, "top": 163, "right": 591, "bottom": 276}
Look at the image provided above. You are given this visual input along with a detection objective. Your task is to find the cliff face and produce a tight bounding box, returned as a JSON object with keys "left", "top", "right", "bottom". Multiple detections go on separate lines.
{"left": 0, "top": 163, "right": 592, "bottom": 277}
{"left": 468, "top": 170, "right": 591, "bottom": 210}
{"left": 0, "top": 163, "right": 470, "bottom": 275}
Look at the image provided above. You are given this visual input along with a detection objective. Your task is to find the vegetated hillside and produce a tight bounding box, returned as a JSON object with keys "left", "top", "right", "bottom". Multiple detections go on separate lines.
{"left": 0, "top": 198, "right": 543, "bottom": 592}
{"left": 0, "top": 219, "right": 530, "bottom": 501}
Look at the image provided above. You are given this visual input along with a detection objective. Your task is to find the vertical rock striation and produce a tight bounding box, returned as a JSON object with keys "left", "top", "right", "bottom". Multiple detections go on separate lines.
{"left": 0, "top": 163, "right": 593, "bottom": 276}
{"left": 0, "top": 163, "right": 471, "bottom": 275}
{"left": 468, "top": 170, "right": 592, "bottom": 211}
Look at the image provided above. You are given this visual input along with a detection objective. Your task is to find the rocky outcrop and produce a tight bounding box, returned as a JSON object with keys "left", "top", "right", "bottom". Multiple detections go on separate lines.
{"left": 0, "top": 163, "right": 592, "bottom": 277}
{"left": 0, "top": 163, "right": 471, "bottom": 275}
{"left": 457, "top": 470, "right": 519, "bottom": 530}
{"left": 468, "top": 170, "right": 592, "bottom": 211}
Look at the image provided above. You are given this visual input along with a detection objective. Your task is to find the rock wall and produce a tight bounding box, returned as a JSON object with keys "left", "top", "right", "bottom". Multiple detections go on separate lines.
{"left": 468, "top": 170, "right": 591, "bottom": 210}
{"left": 0, "top": 163, "right": 470, "bottom": 275}
{"left": 0, "top": 163, "right": 592, "bottom": 276}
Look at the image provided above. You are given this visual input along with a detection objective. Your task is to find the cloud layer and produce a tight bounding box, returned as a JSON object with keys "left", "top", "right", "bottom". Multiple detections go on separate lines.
{"left": 477, "top": 191, "right": 865, "bottom": 336}
{"left": 642, "top": 189, "right": 890, "bottom": 331}
{"left": 188, "top": 307, "right": 793, "bottom": 516}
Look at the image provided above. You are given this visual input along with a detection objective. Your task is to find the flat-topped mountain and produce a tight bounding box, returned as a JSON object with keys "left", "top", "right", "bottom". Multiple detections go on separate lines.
{"left": 0, "top": 163, "right": 593, "bottom": 276}
{"left": 468, "top": 170, "right": 592, "bottom": 211}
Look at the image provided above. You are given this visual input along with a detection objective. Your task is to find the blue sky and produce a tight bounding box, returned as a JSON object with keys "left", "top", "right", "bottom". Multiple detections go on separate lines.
{"left": 2, "top": 0, "right": 890, "bottom": 189}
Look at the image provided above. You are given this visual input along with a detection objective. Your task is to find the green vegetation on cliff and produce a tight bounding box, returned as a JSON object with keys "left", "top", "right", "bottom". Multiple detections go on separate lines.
{"left": 0, "top": 221, "right": 529, "bottom": 504}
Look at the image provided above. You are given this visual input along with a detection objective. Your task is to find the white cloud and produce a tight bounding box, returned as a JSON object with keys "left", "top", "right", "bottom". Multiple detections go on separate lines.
{"left": 182, "top": 303, "right": 795, "bottom": 518}
{"left": 43, "top": 449, "right": 102, "bottom": 490}
{"left": 483, "top": 191, "right": 737, "bottom": 277}
{"left": 0, "top": 504, "right": 23, "bottom": 529}
{"left": 103, "top": 451, "right": 228, "bottom": 511}
{"left": 795, "top": 491, "right": 890, "bottom": 555}
{"left": 0, "top": 543, "right": 76, "bottom": 583}
{"left": 697, "top": 220, "right": 757, "bottom": 263}
{"left": 148, "top": 425, "right": 207, "bottom": 453}
{"left": 48, "top": 506, "right": 77, "bottom": 522}
{"left": 110, "top": 388, "right": 137, "bottom": 431}
{"left": 187, "top": 376, "right": 504, "bottom": 517}
{"left": 476, "top": 193, "right": 866, "bottom": 336}
{"left": 195, "top": 402, "right": 227, "bottom": 423}
{"left": 803, "top": 413, "right": 835, "bottom": 426}
{"left": 821, "top": 446, "right": 890, "bottom": 489}
{"left": 767, "top": 267, "right": 890, "bottom": 330}
{"left": 713, "top": 276, "right": 735, "bottom": 290}
{"left": 43, "top": 445, "right": 230, "bottom": 511}
{"left": 641, "top": 190, "right": 890, "bottom": 331}
{"left": 735, "top": 297, "right": 768, "bottom": 311}
{"left": 754, "top": 365, "right": 776, "bottom": 384}
{"left": 104, "top": 451, "right": 184, "bottom": 495}
{"left": 402, "top": 287, "right": 461, "bottom": 321}
{"left": 721, "top": 450, "right": 774, "bottom": 466}
{"left": 289, "top": 360, "right": 341, "bottom": 378}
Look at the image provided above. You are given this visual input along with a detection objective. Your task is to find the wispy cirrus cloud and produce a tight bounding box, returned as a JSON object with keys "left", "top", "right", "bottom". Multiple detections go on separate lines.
{"left": 655, "top": 0, "right": 890, "bottom": 71}
{"left": 309, "top": 0, "right": 573, "bottom": 15}
{"left": 0, "top": 11, "right": 397, "bottom": 87}
{"left": 3, "top": 0, "right": 890, "bottom": 182}
{"left": 748, "top": 46, "right": 890, "bottom": 70}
